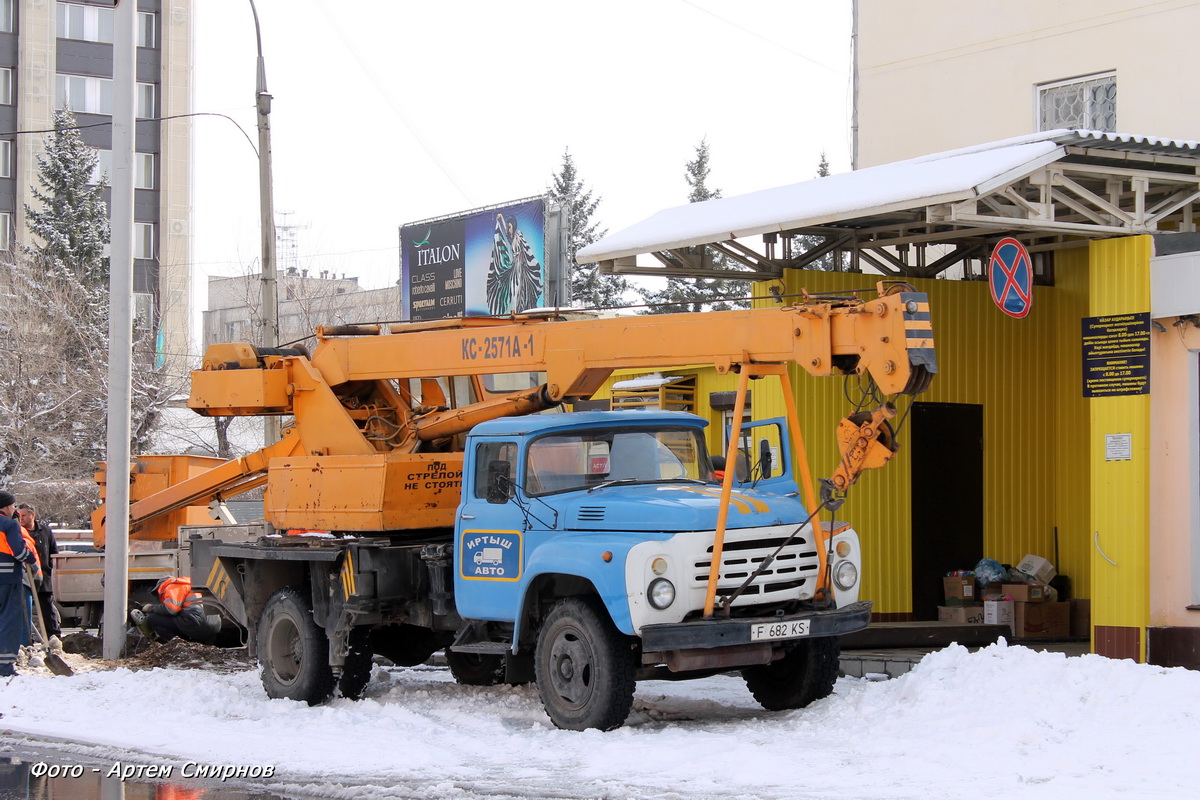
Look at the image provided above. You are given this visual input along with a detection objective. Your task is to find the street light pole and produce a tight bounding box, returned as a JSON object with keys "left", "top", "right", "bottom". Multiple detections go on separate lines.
{"left": 249, "top": 0, "right": 280, "bottom": 445}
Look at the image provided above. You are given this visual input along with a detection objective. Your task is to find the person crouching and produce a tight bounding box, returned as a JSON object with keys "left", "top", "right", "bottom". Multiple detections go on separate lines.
{"left": 132, "top": 577, "right": 219, "bottom": 645}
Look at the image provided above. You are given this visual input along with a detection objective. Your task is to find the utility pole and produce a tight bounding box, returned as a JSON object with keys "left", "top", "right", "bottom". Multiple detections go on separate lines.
{"left": 102, "top": 0, "right": 136, "bottom": 662}
{"left": 250, "top": 0, "right": 280, "bottom": 445}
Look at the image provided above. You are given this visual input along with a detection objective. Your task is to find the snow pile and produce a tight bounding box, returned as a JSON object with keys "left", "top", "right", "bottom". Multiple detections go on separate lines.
{"left": 0, "top": 640, "right": 1195, "bottom": 799}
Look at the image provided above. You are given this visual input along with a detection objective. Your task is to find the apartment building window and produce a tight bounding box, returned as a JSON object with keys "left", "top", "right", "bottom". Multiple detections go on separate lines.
{"left": 0, "top": 67, "right": 11, "bottom": 105}
{"left": 58, "top": 74, "right": 155, "bottom": 119}
{"left": 1038, "top": 73, "right": 1116, "bottom": 131}
{"left": 91, "top": 148, "right": 109, "bottom": 184}
{"left": 134, "top": 222, "right": 154, "bottom": 259}
{"left": 90, "top": 149, "right": 154, "bottom": 189}
{"left": 136, "top": 152, "right": 154, "bottom": 189}
{"left": 137, "top": 12, "right": 155, "bottom": 48}
{"left": 0, "top": 0, "right": 14, "bottom": 34}
{"left": 137, "top": 82, "right": 154, "bottom": 118}
{"left": 57, "top": 2, "right": 114, "bottom": 43}
{"left": 133, "top": 292, "right": 154, "bottom": 330}
{"left": 0, "top": 212, "right": 12, "bottom": 251}
{"left": 58, "top": 73, "right": 111, "bottom": 114}
{"left": 0, "top": 140, "right": 11, "bottom": 179}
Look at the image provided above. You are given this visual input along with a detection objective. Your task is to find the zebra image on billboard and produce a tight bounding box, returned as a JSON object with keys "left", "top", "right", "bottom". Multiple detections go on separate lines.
{"left": 401, "top": 197, "right": 547, "bottom": 321}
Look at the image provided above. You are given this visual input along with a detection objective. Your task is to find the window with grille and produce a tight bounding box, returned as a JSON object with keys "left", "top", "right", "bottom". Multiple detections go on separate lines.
{"left": 1038, "top": 73, "right": 1116, "bottom": 131}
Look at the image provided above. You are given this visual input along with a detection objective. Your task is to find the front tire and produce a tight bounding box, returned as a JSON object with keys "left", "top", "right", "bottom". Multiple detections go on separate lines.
{"left": 743, "top": 636, "right": 840, "bottom": 711}
{"left": 257, "top": 587, "right": 334, "bottom": 705}
{"left": 534, "top": 597, "right": 636, "bottom": 731}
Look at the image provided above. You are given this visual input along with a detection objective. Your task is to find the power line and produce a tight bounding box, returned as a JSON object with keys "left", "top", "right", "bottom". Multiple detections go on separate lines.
{"left": 0, "top": 112, "right": 259, "bottom": 156}
{"left": 678, "top": 0, "right": 846, "bottom": 76}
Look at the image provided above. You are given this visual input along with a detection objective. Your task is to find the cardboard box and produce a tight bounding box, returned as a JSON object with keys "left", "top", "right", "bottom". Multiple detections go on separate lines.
{"left": 1001, "top": 582, "right": 1047, "bottom": 602}
{"left": 1013, "top": 601, "right": 1070, "bottom": 639}
{"left": 1015, "top": 554, "right": 1057, "bottom": 584}
{"left": 938, "top": 605, "right": 986, "bottom": 624}
{"left": 943, "top": 576, "right": 978, "bottom": 606}
{"left": 984, "top": 599, "right": 1014, "bottom": 632}
{"left": 1070, "top": 598, "right": 1091, "bottom": 639}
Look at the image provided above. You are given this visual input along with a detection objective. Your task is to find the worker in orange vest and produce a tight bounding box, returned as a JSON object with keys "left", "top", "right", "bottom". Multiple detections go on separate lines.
{"left": 0, "top": 491, "right": 40, "bottom": 676}
{"left": 17, "top": 524, "right": 40, "bottom": 645}
{"left": 130, "top": 577, "right": 220, "bottom": 645}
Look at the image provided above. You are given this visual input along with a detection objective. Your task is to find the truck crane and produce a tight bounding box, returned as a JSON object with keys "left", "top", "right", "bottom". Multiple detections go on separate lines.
{"left": 80, "top": 281, "right": 935, "bottom": 730}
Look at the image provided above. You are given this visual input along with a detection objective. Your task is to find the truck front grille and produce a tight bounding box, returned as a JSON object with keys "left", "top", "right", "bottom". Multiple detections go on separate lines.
{"left": 692, "top": 525, "right": 819, "bottom": 604}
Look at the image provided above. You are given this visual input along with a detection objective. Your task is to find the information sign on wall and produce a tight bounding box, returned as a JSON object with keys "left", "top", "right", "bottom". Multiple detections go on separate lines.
{"left": 1081, "top": 312, "right": 1151, "bottom": 397}
{"left": 401, "top": 198, "right": 556, "bottom": 321}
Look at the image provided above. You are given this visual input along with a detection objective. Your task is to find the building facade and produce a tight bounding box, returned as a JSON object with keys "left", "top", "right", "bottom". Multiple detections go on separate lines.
{"left": 202, "top": 271, "right": 400, "bottom": 351}
{"left": 849, "top": 1, "right": 1200, "bottom": 665}
{"left": 854, "top": 0, "right": 1200, "bottom": 167}
{"left": 2, "top": 0, "right": 193, "bottom": 371}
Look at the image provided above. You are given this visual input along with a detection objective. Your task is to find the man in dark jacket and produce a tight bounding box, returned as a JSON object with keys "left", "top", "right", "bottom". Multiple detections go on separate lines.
{"left": 0, "top": 491, "right": 40, "bottom": 676}
{"left": 16, "top": 504, "right": 59, "bottom": 640}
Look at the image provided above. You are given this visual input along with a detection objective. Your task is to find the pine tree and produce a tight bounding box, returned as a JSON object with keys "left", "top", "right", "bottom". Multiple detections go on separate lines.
{"left": 26, "top": 108, "right": 111, "bottom": 287}
{"left": 548, "top": 148, "right": 630, "bottom": 309}
{"left": 642, "top": 138, "right": 749, "bottom": 314}
{"left": 790, "top": 152, "right": 845, "bottom": 271}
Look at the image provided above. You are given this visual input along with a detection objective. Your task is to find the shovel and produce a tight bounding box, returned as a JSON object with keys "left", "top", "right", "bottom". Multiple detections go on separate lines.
{"left": 23, "top": 564, "right": 74, "bottom": 676}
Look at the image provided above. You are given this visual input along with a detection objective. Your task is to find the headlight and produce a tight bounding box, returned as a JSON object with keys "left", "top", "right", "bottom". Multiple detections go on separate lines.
{"left": 647, "top": 578, "right": 676, "bottom": 609}
{"left": 833, "top": 559, "right": 858, "bottom": 591}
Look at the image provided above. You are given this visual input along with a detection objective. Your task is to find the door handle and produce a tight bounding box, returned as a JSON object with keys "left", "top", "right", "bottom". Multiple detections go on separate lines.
{"left": 460, "top": 514, "right": 476, "bottom": 520}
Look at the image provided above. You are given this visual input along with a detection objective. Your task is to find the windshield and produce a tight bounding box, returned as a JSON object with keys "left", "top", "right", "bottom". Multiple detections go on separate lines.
{"left": 525, "top": 426, "right": 710, "bottom": 496}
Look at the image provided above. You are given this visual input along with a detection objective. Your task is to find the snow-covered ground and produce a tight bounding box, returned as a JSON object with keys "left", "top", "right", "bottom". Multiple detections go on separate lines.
{"left": 1, "top": 640, "right": 1196, "bottom": 800}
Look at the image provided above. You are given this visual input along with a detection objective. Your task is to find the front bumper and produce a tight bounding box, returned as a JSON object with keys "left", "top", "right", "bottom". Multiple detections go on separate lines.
{"left": 639, "top": 600, "right": 872, "bottom": 652}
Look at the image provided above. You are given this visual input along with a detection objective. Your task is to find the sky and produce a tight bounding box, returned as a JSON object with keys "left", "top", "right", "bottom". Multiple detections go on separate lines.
{"left": 190, "top": 0, "right": 854, "bottom": 334}
{"left": 2, "top": 640, "right": 1197, "bottom": 799}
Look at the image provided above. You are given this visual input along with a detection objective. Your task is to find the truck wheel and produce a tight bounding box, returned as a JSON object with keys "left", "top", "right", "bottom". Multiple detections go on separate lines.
{"left": 534, "top": 597, "right": 636, "bottom": 731}
{"left": 742, "top": 636, "right": 840, "bottom": 711}
{"left": 257, "top": 587, "right": 334, "bottom": 705}
{"left": 337, "top": 627, "right": 373, "bottom": 700}
{"left": 446, "top": 650, "right": 505, "bottom": 686}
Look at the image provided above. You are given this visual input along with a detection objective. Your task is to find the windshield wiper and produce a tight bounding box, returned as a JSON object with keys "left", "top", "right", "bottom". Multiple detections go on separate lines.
{"left": 586, "top": 478, "right": 640, "bottom": 493}
{"left": 587, "top": 477, "right": 706, "bottom": 493}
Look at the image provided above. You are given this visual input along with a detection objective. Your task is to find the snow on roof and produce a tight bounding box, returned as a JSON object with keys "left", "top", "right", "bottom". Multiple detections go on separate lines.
{"left": 578, "top": 129, "right": 1200, "bottom": 263}
{"left": 611, "top": 373, "right": 689, "bottom": 391}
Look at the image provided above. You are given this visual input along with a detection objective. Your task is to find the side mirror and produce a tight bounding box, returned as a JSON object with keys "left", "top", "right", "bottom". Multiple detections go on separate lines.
{"left": 758, "top": 438, "right": 773, "bottom": 480}
{"left": 486, "top": 460, "right": 513, "bottom": 504}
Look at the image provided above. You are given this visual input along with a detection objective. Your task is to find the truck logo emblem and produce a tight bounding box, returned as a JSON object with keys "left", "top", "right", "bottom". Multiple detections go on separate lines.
{"left": 460, "top": 530, "right": 522, "bottom": 582}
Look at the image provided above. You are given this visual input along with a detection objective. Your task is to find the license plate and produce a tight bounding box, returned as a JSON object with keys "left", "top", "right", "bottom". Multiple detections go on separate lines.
{"left": 749, "top": 619, "right": 811, "bottom": 641}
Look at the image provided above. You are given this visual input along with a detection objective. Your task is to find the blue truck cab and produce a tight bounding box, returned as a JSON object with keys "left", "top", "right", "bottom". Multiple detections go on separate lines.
{"left": 452, "top": 409, "right": 871, "bottom": 730}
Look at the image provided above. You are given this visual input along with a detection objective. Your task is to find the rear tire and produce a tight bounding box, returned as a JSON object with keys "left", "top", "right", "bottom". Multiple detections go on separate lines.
{"left": 446, "top": 650, "right": 506, "bottom": 686}
{"left": 257, "top": 587, "right": 334, "bottom": 705}
{"left": 743, "top": 636, "right": 840, "bottom": 711}
{"left": 534, "top": 597, "right": 636, "bottom": 731}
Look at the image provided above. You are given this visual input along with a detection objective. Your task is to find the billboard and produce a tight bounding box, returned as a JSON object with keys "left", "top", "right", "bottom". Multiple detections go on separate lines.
{"left": 401, "top": 197, "right": 563, "bottom": 321}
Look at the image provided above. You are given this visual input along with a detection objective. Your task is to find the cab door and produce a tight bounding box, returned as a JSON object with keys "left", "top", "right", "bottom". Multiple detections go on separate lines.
{"left": 734, "top": 417, "right": 796, "bottom": 494}
{"left": 454, "top": 439, "right": 528, "bottom": 621}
